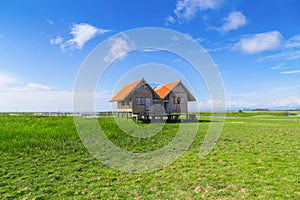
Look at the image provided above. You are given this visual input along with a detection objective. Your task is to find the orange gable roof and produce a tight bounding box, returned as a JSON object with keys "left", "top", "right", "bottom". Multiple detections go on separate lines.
{"left": 154, "top": 80, "right": 180, "bottom": 99}
{"left": 110, "top": 78, "right": 144, "bottom": 102}
{"left": 110, "top": 78, "right": 196, "bottom": 102}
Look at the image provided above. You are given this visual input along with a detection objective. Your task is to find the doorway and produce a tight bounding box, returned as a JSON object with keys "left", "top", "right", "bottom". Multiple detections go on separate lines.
{"left": 145, "top": 98, "right": 150, "bottom": 111}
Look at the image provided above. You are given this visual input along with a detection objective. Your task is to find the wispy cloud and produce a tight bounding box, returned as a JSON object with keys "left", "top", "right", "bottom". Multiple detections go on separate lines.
{"left": 0, "top": 74, "right": 16, "bottom": 84}
{"left": 50, "top": 36, "right": 63, "bottom": 45}
{"left": 284, "top": 34, "right": 300, "bottom": 49}
{"left": 257, "top": 34, "right": 300, "bottom": 62}
{"left": 168, "top": 0, "right": 223, "bottom": 23}
{"left": 165, "top": 16, "right": 176, "bottom": 25}
{"left": 7, "top": 83, "right": 51, "bottom": 92}
{"left": 194, "top": 37, "right": 206, "bottom": 42}
{"left": 0, "top": 89, "right": 114, "bottom": 112}
{"left": 0, "top": 74, "right": 51, "bottom": 91}
{"left": 280, "top": 70, "right": 300, "bottom": 74}
{"left": 221, "top": 87, "right": 300, "bottom": 110}
{"left": 234, "top": 31, "right": 282, "bottom": 54}
{"left": 0, "top": 75, "right": 76, "bottom": 112}
{"left": 216, "top": 11, "right": 247, "bottom": 33}
{"left": 206, "top": 46, "right": 230, "bottom": 52}
{"left": 270, "top": 65, "right": 282, "bottom": 70}
{"left": 0, "top": 90, "right": 73, "bottom": 112}
{"left": 47, "top": 19, "right": 54, "bottom": 25}
{"left": 259, "top": 50, "right": 300, "bottom": 61}
{"left": 181, "top": 33, "right": 206, "bottom": 43}
{"left": 26, "top": 83, "right": 51, "bottom": 90}
{"left": 103, "top": 34, "right": 132, "bottom": 63}
{"left": 56, "top": 23, "right": 110, "bottom": 51}
{"left": 224, "top": 98, "right": 300, "bottom": 110}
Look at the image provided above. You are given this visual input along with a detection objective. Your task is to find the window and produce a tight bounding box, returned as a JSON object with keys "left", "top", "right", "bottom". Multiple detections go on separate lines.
{"left": 120, "top": 101, "right": 125, "bottom": 106}
{"left": 177, "top": 97, "right": 181, "bottom": 104}
{"left": 136, "top": 97, "right": 145, "bottom": 105}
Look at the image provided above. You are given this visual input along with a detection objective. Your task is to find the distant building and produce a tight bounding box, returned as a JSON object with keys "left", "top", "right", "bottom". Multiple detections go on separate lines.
{"left": 110, "top": 78, "right": 196, "bottom": 117}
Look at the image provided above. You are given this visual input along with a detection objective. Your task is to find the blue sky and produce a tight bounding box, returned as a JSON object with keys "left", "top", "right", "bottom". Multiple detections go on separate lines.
{"left": 0, "top": 0, "right": 299, "bottom": 111}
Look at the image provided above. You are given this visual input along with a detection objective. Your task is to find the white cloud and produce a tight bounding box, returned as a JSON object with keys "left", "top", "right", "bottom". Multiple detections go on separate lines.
{"left": 234, "top": 31, "right": 282, "bottom": 54}
{"left": 173, "top": 0, "right": 223, "bottom": 22}
{"left": 259, "top": 50, "right": 300, "bottom": 61}
{"left": 103, "top": 35, "right": 132, "bottom": 63}
{"left": 257, "top": 34, "right": 300, "bottom": 62}
{"left": 206, "top": 46, "right": 230, "bottom": 52}
{"left": 26, "top": 83, "right": 51, "bottom": 90}
{"left": 165, "top": 16, "right": 176, "bottom": 25}
{"left": 47, "top": 19, "right": 54, "bottom": 25}
{"left": 139, "top": 48, "right": 160, "bottom": 52}
{"left": 270, "top": 65, "right": 282, "bottom": 70}
{"left": 0, "top": 74, "right": 16, "bottom": 84}
{"left": 280, "top": 70, "right": 300, "bottom": 74}
{"left": 61, "top": 23, "right": 110, "bottom": 50}
{"left": 195, "top": 37, "right": 206, "bottom": 42}
{"left": 223, "top": 86, "right": 300, "bottom": 110}
{"left": 2, "top": 83, "right": 51, "bottom": 92}
{"left": 0, "top": 74, "right": 72, "bottom": 112}
{"left": 0, "top": 74, "right": 113, "bottom": 111}
{"left": 284, "top": 34, "right": 300, "bottom": 49}
{"left": 0, "top": 89, "right": 116, "bottom": 112}
{"left": 0, "top": 74, "right": 51, "bottom": 92}
{"left": 50, "top": 36, "right": 63, "bottom": 45}
{"left": 218, "top": 11, "right": 247, "bottom": 33}
{"left": 0, "top": 91, "right": 73, "bottom": 112}
{"left": 274, "top": 97, "right": 300, "bottom": 107}
{"left": 224, "top": 98, "right": 300, "bottom": 110}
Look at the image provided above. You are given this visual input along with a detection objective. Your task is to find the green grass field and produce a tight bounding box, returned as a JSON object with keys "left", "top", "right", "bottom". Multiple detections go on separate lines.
{"left": 0, "top": 113, "right": 299, "bottom": 199}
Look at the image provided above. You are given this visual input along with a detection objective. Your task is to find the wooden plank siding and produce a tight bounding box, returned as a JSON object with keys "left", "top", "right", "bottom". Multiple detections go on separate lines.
{"left": 131, "top": 84, "right": 153, "bottom": 114}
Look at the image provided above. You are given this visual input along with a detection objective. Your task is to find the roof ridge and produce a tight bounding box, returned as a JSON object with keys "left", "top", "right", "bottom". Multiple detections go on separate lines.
{"left": 154, "top": 80, "right": 181, "bottom": 99}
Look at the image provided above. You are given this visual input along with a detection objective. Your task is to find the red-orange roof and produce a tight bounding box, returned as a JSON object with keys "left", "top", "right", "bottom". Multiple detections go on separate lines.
{"left": 110, "top": 78, "right": 144, "bottom": 102}
{"left": 110, "top": 78, "right": 196, "bottom": 102}
{"left": 154, "top": 80, "right": 181, "bottom": 99}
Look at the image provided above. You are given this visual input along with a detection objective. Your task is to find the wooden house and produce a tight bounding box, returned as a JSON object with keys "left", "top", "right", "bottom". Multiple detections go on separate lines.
{"left": 110, "top": 78, "right": 196, "bottom": 117}
{"left": 109, "top": 78, "right": 161, "bottom": 115}
{"left": 154, "top": 80, "right": 196, "bottom": 114}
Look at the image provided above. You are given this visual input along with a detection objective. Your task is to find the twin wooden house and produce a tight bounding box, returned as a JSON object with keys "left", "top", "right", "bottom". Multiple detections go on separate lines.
{"left": 110, "top": 78, "right": 196, "bottom": 118}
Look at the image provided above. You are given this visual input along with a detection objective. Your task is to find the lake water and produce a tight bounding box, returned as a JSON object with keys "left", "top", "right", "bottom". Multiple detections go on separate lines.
{"left": 288, "top": 113, "right": 300, "bottom": 117}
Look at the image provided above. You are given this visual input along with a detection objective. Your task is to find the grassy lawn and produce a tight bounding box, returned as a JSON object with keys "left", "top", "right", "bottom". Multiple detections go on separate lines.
{"left": 0, "top": 114, "right": 299, "bottom": 199}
